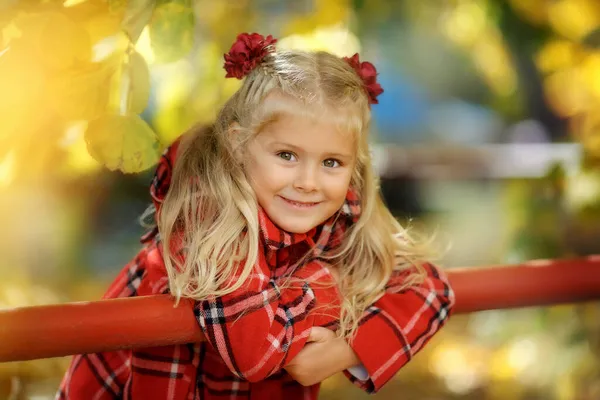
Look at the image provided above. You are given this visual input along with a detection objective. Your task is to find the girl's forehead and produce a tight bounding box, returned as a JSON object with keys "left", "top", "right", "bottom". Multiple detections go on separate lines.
{"left": 257, "top": 92, "right": 363, "bottom": 140}
{"left": 262, "top": 111, "right": 352, "bottom": 141}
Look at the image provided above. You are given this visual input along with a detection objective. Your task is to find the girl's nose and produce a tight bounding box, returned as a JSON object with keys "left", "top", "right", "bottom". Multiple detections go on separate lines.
{"left": 293, "top": 164, "right": 318, "bottom": 192}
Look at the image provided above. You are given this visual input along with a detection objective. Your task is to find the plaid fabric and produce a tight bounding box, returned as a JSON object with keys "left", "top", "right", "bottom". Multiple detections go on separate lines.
{"left": 345, "top": 262, "right": 454, "bottom": 392}
{"left": 57, "top": 135, "right": 454, "bottom": 399}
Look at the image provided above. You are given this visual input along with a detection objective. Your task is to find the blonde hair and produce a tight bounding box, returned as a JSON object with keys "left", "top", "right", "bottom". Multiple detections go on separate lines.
{"left": 157, "top": 49, "right": 430, "bottom": 339}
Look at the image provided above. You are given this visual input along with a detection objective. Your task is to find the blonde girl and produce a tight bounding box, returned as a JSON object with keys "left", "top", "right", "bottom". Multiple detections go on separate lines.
{"left": 58, "top": 32, "right": 454, "bottom": 400}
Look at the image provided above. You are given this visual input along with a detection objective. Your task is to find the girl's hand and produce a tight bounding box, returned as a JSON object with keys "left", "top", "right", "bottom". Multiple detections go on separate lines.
{"left": 284, "top": 327, "right": 361, "bottom": 386}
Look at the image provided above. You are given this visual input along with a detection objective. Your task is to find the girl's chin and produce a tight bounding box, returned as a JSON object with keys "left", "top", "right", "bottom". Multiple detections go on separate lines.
{"left": 270, "top": 214, "right": 322, "bottom": 234}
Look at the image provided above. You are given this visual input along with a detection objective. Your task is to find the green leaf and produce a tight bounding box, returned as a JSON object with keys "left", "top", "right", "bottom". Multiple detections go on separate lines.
{"left": 126, "top": 50, "right": 151, "bottom": 114}
{"left": 84, "top": 114, "right": 161, "bottom": 173}
{"left": 149, "top": 1, "right": 194, "bottom": 63}
{"left": 49, "top": 60, "right": 116, "bottom": 120}
{"left": 121, "top": 0, "right": 156, "bottom": 43}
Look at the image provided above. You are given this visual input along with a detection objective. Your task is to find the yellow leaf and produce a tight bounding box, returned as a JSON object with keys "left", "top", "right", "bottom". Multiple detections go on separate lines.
{"left": 547, "top": 0, "right": 600, "bottom": 40}
{"left": 84, "top": 114, "right": 161, "bottom": 173}
{"left": 1, "top": 18, "right": 20, "bottom": 48}
{"left": 507, "top": 0, "right": 548, "bottom": 26}
{"left": 121, "top": 0, "right": 156, "bottom": 43}
{"left": 9, "top": 11, "right": 45, "bottom": 41}
{"left": 283, "top": 0, "right": 350, "bottom": 36}
{"left": 85, "top": 11, "right": 123, "bottom": 48}
{"left": 103, "top": 49, "right": 150, "bottom": 115}
{"left": 6, "top": 10, "right": 92, "bottom": 69}
{"left": 0, "top": 43, "right": 46, "bottom": 148}
{"left": 150, "top": 2, "right": 194, "bottom": 63}
{"left": 127, "top": 50, "right": 151, "bottom": 114}
{"left": 108, "top": 0, "right": 127, "bottom": 14}
{"left": 34, "top": 12, "right": 92, "bottom": 69}
{"left": 63, "top": 0, "right": 112, "bottom": 22}
{"left": 60, "top": 121, "right": 102, "bottom": 177}
{"left": 0, "top": 42, "right": 45, "bottom": 109}
{"left": 543, "top": 68, "right": 589, "bottom": 117}
{"left": 48, "top": 58, "right": 118, "bottom": 121}
{"left": 535, "top": 39, "right": 578, "bottom": 74}
{"left": 573, "top": 112, "right": 600, "bottom": 158}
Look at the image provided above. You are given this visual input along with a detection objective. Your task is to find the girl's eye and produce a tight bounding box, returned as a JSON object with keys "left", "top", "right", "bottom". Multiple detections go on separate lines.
{"left": 278, "top": 151, "right": 295, "bottom": 161}
{"left": 323, "top": 159, "right": 341, "bottom": 168}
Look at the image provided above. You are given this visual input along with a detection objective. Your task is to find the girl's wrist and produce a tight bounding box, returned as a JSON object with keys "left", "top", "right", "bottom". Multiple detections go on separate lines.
{"left": 338, "top": 338, "right": 361, "bottom": 370}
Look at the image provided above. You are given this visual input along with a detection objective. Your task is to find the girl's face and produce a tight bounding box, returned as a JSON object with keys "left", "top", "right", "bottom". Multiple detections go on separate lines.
{"left": 244, "top": 111, "right": 356, "bottom": 234}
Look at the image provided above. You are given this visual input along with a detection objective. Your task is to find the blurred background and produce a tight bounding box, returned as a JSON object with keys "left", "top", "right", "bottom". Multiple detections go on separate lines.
{"left": 1, "top": 0, "right": 600, "bottom": 398}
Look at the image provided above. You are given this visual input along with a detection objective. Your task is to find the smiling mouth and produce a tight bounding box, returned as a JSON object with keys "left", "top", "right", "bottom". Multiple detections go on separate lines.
{"left": 279, "top": 196, "right": 321, "bottom": 208}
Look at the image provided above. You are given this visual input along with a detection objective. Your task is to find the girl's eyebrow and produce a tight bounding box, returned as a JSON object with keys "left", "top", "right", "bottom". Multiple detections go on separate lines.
{"left": 269, "top": 141, "right": 302, "bottom": 151}
{"left": 326, "top": 152, "right": 354, "bottom": 161}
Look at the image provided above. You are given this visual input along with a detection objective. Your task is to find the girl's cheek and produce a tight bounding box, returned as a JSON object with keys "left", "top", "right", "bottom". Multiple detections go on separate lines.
{"left": 325, "top": 173, "right": 352, "bottom": 188}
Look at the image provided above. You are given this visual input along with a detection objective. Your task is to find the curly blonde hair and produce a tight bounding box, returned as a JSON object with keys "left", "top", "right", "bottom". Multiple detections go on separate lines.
{"left": 157, "top": 49, "right": 429, "bottom": 338}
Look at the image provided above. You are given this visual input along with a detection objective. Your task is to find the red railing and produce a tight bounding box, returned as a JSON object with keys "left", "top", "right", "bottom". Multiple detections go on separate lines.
{"left": 1, "top": 256, "right": 600, "bottom": 363}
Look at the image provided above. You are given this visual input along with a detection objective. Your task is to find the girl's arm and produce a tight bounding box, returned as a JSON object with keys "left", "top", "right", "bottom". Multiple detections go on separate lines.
{"left": 284, "top": 326, "right": 359, "bottom": 386}
{"left": 345, "top": 262, "right": 455, "bottom": 392}
{"left": 285, "top": 263, "right": 455, "bottom": 392}
{"left": 193, "top": 258, "right": 336, "bottom": 383}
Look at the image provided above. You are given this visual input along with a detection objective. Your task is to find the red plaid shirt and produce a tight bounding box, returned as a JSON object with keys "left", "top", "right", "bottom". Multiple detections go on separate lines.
{"left": 57, "top": 138, "right": 455, "bottom": 399}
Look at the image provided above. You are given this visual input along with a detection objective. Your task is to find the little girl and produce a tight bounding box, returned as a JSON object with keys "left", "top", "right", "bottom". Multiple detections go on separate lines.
{"left": 57, "top": 33, "right": 454, "bottom": 399}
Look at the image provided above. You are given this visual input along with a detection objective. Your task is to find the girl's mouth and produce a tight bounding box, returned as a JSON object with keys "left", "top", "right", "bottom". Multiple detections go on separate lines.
{"left": 279, "top": 196, "right": 321, "bottom": 208}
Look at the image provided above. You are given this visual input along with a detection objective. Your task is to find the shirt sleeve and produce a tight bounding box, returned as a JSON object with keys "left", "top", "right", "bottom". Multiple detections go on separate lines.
{"left": 56, "top": 245, "right": 196, "bottom": 399}
{"left": 194, "top": 255, "right": 336, "bottom": 382}
{"left": 344, "top": 262, "right": 455, "bottom": 393}
{"left": 56, "top": 251, "right": 148, "bottom": 399}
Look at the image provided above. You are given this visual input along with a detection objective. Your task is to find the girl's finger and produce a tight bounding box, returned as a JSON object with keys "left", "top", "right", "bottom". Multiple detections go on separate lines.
{"left": 307, "top": 327, "right": 327, "bottom": 342}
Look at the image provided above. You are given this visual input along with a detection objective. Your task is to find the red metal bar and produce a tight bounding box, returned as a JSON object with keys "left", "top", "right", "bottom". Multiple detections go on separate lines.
{"left": 1, "top": 256, "right": 600, "bottom": 363}
{"left": 0, "top": 296, "right": 202, "bottom": 362}
{"left": 450, "top": 256, "right": 600, "bottom": 312}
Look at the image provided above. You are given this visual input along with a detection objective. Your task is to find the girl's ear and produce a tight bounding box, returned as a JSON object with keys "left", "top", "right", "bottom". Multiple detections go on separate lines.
{"left": 228, "top": 122, "right": 245, "bottom": 163}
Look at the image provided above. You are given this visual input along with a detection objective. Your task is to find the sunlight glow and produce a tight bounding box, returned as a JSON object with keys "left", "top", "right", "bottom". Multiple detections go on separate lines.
{"left": 278, "top": 23, "right": 361, "bottom": 57}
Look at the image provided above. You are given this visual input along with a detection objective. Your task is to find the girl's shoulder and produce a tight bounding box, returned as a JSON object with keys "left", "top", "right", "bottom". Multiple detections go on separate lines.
{"left": 103, "top": 242, "right": 169, "bottom": 299}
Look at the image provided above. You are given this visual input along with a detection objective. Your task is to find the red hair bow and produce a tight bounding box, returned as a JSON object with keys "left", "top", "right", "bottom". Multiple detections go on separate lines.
{"left": 223, "top": 33, "right": 277, "bottom": 79}
{"left": 344, "top": 53, "right": 384, "bottom": 105}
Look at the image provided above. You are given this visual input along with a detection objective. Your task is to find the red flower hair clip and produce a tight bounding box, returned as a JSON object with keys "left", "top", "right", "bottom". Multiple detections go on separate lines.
{"left": 343, "top": 53, "right": 384, "bottom": 105}
{"left": 223, "top": 33, "right": 277, "bottom": 79}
